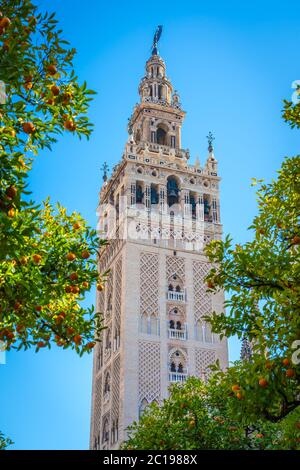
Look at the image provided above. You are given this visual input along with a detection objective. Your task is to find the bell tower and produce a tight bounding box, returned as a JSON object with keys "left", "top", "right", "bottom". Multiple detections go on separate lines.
{"left": 90, "top": 28, "right": 228, "bottom": 450}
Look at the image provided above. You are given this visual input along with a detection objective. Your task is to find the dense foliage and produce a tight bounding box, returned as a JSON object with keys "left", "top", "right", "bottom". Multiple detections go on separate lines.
{"left": 0, "top": 0, "right": 106, "bottom": 449}
{"left": 123, "top": 377, "right": 300, "bottom": 450}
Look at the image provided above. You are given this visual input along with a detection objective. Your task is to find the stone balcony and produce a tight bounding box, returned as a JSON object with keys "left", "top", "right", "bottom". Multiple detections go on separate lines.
{"left": 168, "top": 372, "right": 188, "bottom": 383}
{"left": 168, "top": 325, "right": 188, "bottom": 340}
{"left": 167, "top": 290, "right": 186, "bottom": 302}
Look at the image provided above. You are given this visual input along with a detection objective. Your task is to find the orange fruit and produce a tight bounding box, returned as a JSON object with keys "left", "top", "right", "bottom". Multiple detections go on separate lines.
{"left": 86, "top": 341, "right": 96, "bottom": 349}
{"left": 73, "top": 222, "right": 80, "bottom": 230}
{"left": 66, "top": 252, "right": 76, "bottom": 262}
{"left": 65, "top": 285, "right": 72, "bottom": 293}
{"left": 67, "top": 327, "right": 75, "bottom": 336}
{"left": 47, "top": 64, "right": 57, "bottom": 75}
{"left": 282, "top": 358, "right": 290, "bottom": 367}
{"left": 231, "top": 385, "right": 240, "bottom": 392}
{"left": 265, "top": 361, "right": 273, "bottom": 370}
{"left": 256, "top": 433, "right": 264, "bottom": 439}
{"left": 97, "top": 283, "right": 104, "bottom": 292}
{"left": 72, "top": 286, "right": 80, "bottom": 294}
{"left": 16, "top": 325, "right": 25, "bottom": 334}
{"left": 1, "top": 17, "right": 11, "bottom": 28}
{"left": 51, "top": 85, "right": 60, "bottom": 96}
{"left": 69, "top": 272, "right": 78, "bottom": 281}
{"left": 82, "top": 281, "right": 89, "bottom": 289}
{"left": 32, "top": 254, "right": 42, "bottom": 264}
{"left": 2, "top": 40, "right": 9, "bottom": 51}
{"left": 55, "top": 315, "right": 65, "bottom": 325}
{"left": 259, "top": 378, "right": 268, "bottom": 388}
{"left": 35, "top": 305, "right": 42, "bottom": 312}
{"left": 73, "top": 334, "right": 82, "bottom": 345}
{"left": 6, "top": 186, "right": 17, "bottom": 199}
{"left": 207, "top": 280, "right": 214, "bottom": 289}
{"left": 64, "top": 119, "right": 76, "bottom": 131}
{"left": 291, "top": 235, "right": 300, "bottom": 245}
{"left": 22, "top": 121, "right": 35, "bottom": 134}
{"left": 24, "top": 81, "right": 33, "bottom": 90}
{"left": 37, "top": 341, "right": 46, "bottom": 348}
{"left": 286, "top": 369, "right": 295, "bottom": 378}
{"left": 236, "top": 392, "right": 243, "bottom": 400}
{"left": 7, "top": 208, "right": 15, "bottom": 218}
{"left": 81, "top": 250, "right": 90, "bottom": 259}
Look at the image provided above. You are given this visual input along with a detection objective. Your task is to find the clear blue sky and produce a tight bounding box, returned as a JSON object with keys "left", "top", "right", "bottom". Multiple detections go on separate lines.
{"left": 0, "top": 0, "right": 299, "bottom": 450}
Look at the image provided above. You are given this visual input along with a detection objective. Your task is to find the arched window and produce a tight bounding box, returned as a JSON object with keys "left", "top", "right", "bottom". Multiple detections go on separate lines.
{"left": 97, "top": 345, "right": 103, "bottom": 370}
{"left": 111, "top": 418, "right": 119, "bottom": 444}
{"left": 169, "top": 319, "right": 175, "bottom": 329}
{"left": 176, "top": 321, "right": 182, "bottom": 330}
{"left": 102, "top": 418, "right": 109, "bottom": 444}
{"left": 135, "top": 129, "right": 141, "bottom": 143}
{"left": 105, "top": 329, "right": 111, "bottom": 350}
{"left": 158, "top": 85, "right": 163, "bottom": 99}
{"left": 156, "top": 127, "right": 167, "bottom": 145}
{"left": 139, "top": 398, "right": 148, "bottom": 418}
{"left": 167, "top": 176, "right": 179, "bottom": 206}
{"left": 190, "top": 193, "right": 197, "bottom": 219}
{"left": 136, "top": 184, "right": 143, "bottom": 204}
{"left": 114, "top": 327, "right": 120, "bottom": 351}
{"left": 150, "top": 313, "right": 158, "bottom": 335}
{"left": 151, "top": 184, "right": 159, "bottom": 204}
{"left": 168, "top": 284, "right": 174, "bottom": 291}
{"left": 140, "top": 313, "right": 148, "bottom": 334}
{"left": 104, "top": 372, "right": 110, "bottom": 394}
{"left": 169, "top": 349, "right": 187, "bottom": 374}
{"left": 175, "top": 285, "right": 181, "bottom": 293}
{"left": 204, "top": 322, "right": 213, "bottom": 343}
{"left": 107, "top": 293, "right": 112, "bottom": 312}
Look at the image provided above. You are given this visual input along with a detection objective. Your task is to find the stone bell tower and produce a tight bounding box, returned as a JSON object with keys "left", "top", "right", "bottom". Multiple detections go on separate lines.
{"left": 90, "top": 28, "right": 228, "bottom": 450}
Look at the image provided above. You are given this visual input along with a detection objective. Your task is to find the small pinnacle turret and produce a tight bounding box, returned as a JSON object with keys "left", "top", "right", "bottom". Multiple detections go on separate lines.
{"left": 240, "top": 336, "right": 252, "bottom": 361}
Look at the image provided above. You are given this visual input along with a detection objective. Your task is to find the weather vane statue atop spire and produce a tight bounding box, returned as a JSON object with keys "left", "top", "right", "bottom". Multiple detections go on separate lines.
{"left": 206, "top": 131, "right": 215, "bottom": 153}
{"left": 152, "top": 25, "right": 163, "bottom": 55}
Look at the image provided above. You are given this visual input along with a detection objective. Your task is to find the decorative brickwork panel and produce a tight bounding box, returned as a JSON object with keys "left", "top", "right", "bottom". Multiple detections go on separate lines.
{"left": 138, "top": 341, "right": 161, "bottom": 402}
{"left": 195, "top": 348, "right": 216, "bottom": 380}
{"left": 111, "top": 355, "right": 120, "bottom": 420}
{"left": 140, "top": 253, "right": 159, "bottom": 315}
{"left": 166, "top": 255, "right": 185, "bottom": 282}
{"left": 105, "top": 268, "right": 114, "bottom": 318}
{"left": 92, "top": 375, "right": 102, "bottom": 446}
{"left": 193, "top": 261, "right": 212, "bottom": 321}
{"left": 114, "top": 256, "right": 122, "bottom": 326}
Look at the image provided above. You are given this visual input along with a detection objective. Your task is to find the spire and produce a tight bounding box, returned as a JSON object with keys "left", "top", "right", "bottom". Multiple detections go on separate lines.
{"left": 240, "top": 336, "right": 252, "bottom": 361}
{"left": 101, "top": 162, "right": 109, "bottom": 184}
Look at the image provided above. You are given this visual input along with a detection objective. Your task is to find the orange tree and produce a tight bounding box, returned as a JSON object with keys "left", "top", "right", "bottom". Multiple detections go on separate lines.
{"left": 203, "top": 91, "right": 300, "bottom": 437}
{"left": 122, "top": 377, "right": 278, "bottom": 450}
{"left": 0, "top": 0, "right": 107, "bottom": 449}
